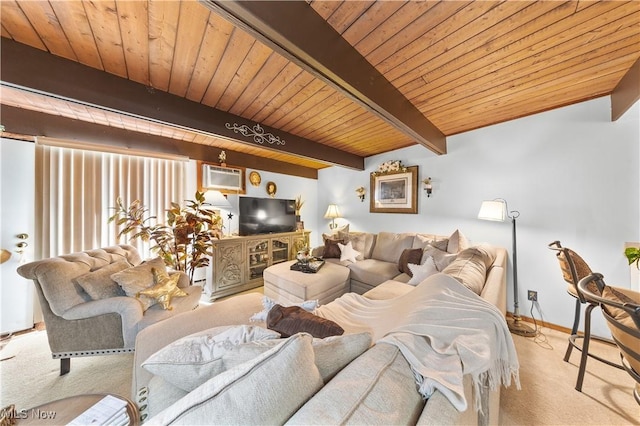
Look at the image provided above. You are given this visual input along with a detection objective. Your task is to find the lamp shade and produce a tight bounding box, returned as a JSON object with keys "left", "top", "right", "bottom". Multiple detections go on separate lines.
{"left": 324, "top": 204, "right": 341, "bottom": 219}
{"left": 478, "top": 200, "right": 506, "bottom": 222}
{"left": 205, "top": 190, "right": 231, "bottom": 208}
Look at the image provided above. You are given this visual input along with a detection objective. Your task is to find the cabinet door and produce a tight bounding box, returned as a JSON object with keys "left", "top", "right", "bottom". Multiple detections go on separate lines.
{"left": 290, "top": 233, "right": 310, "bottom": 259}
{"left": 247, "top": 238, "right": 270, "bottom": 281}
{"left": 213, "top": 241, "right": 244, "bottom": 292}
{"left": 270, "top": 237, "right": 290, "bottom": 265}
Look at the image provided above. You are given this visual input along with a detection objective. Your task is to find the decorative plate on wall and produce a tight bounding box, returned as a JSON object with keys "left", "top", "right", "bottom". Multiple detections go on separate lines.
{"left": 266, "top": 181, "right": 277, "bottom": 197}
{"left": 249, "top": 171, "right": 261, "bottom": 187}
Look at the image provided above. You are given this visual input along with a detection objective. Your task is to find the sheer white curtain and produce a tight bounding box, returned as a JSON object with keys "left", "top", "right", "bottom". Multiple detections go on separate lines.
{"left": 35, "top": 142, "right": 187, "bottom": 259}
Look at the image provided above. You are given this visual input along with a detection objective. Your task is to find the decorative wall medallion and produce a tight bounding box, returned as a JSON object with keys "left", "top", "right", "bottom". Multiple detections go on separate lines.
{"left": 225, "top": 122, "right": 285, "bottom": 145}
{"left": 249, "top": 171, "right": 261, "bottom": 187}
{"left": 266, "top": 181, "right": 277, "bottom": 197}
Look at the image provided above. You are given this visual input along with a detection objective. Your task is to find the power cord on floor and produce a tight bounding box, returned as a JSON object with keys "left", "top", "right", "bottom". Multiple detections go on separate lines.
{"left": 530, "top": 300, "right": 553, "bottom": 349}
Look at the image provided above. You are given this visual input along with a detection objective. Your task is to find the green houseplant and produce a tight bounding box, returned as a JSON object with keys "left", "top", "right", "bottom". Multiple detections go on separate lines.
{"left": 625, "top": 247, "right": 640, "bottom": 269}
{"left": 109, "top": 191, "right": 223, "bottom": 284}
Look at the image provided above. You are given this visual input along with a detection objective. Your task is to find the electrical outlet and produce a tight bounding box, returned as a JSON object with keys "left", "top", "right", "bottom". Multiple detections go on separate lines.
{"left": 528, "top": 290, "right": 538, "bottom": 302}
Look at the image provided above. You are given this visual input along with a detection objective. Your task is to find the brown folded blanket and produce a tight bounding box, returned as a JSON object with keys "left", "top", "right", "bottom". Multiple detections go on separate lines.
{"left": 267, "top": 304, "right": 344, "bottom": 338}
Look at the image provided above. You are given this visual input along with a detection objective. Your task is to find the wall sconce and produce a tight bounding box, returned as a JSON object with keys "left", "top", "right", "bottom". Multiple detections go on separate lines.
{"left": 423, "top": 177, "right": 433, "bottom": 197}
{"left": 355, "top": 186, "right": 366, "bottom": 202}
{"left": 324, "top": 204, "right": 341, "bottom": 229}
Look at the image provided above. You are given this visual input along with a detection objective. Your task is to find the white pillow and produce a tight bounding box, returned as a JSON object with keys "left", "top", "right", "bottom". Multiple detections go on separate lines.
{"left": 407, "top": 257, "right": 438, "bottom": 285}
{"left": 250, "top": 296, "right": 319, "bottom": 322}
{"left": 142, "top": 325, "right": 281, "bottom": 392}
{"left": 338, "top": 241, "right": 361, "bottom": 263}
{"left": 147, "top": 333, "right": 324, "bottom": 425}
{"left": 222, "top": 332, "right": 372, "bottom": 383}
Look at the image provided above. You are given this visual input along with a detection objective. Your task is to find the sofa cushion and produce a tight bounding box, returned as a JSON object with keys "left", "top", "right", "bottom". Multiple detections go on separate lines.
{"left": 322, "top": 238, "right": 344, "bottom": 259}
{"left": 398, "top": 248, "right": 424, "bottom": 276}
{"left": 371, "top": 232, "right": 415, "bottom": 263}
{"left": 412, "top": 234, "right": 437, "bottom": 250}
{"left": 111, "top": 257, "right": 167, "bottom": 310}
{"left": 286, "top": 343, "right": 424, "bottom": 425}
{"left": 363, "top": 280, "right": 414, "bottom": 300}
{"left": 141, "top": 325, "right": 281, "bottom": 392}
{"left": 267, "top": 304, "right": 344, "bottom": 338}
{"left": 407, "top": 258, "right": 439, "bottom": 285}
{"left": 348, "top": 259, "right": 404, "bottom": 287}
{"left": 223, "top": 332, "right": 372, "bottom": 383}
{"left": 441, "top": 246, "right": 491, "bottom": 295}
{"left": 147, "top": 375, "right": 189, "bottom": 419}
{"left": 148, "top": 333, "right": 324, "bottom": 426}
{"left": 74, "top": 261, "right": 129, "bottom": 300}
{"left": 339, "top": 231, "right": 376, "bottom": 260}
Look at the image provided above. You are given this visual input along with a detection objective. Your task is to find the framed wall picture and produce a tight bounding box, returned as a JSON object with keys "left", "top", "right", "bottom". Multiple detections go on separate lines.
{"left": 370, "top": 165, "right": 418, "bottom": 214}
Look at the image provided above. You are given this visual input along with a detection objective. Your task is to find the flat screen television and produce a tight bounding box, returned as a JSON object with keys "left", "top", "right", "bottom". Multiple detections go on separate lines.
{"left": 239, "top": 197, "right": 297, "bottom": 236}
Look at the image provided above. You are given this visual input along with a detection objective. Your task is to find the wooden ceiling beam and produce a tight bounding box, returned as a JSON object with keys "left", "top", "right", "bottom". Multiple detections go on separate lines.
{"left": 0, "top": 105, "right": 319, "bottom": 179}
{"left": 0, "top": 38, "right": 363, "bottom": 170}
{"left": 611, "top": 57, "right": 640, "bottom": 121}
{"left": 202, "top": 0, "right": 447, "bottom": 155}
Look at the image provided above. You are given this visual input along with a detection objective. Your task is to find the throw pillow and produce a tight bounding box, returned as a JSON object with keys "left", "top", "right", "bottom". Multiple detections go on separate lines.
{"left": 446, "top": 229, "right": 470, "bottom": 253}
{"left": 441, "top": 247, "right": 487, "bottom": 295}
{"left": 249, "top": 296, "right": 319, "bottom": 322}
{"left": 222, "top": 332, "right": 372, "bottom": 383}
{"left": 407, "top": 258, "right": 438, "bottom": 285}
{"left": 267, "top": 304, "right": 344, "bottom": 338}
{"left": 147, "top": 333, "right": 323, "bottom": 425}
{"left": 338, "top": 241, "right": 361, "bottom": 263}
{"left": 75, "top": 261, "right": 129, "bottom": 300}
{"left": 398, "top": 248, "right": 423, "bottom": 276}
{"left": 423, "top": 244, "right": 458, "bottom": 271}
{"left": 337, "top": 231, "right": 375, "bottom": 260}
{"left": 323, "top": 238, "right": 344, "bottom": 259}
{"left": 111, "top": 257, "right": 167, "bottom": 310}
{"left": 142, "top": 325, "right": 281, "bottom": 392}
{"left": 431, "top": 229, "right": 470, "bottom": 254}
{"left": 138, "top": 268, "right": 188, "bottom": 310}
{"left": 322, "top": 224, "right": 349, "bottom": 243}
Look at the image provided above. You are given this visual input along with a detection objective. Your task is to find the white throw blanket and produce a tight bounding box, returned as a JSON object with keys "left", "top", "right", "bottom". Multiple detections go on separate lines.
{"left": 315, "top": 273, "right": 520, "bottom": 412}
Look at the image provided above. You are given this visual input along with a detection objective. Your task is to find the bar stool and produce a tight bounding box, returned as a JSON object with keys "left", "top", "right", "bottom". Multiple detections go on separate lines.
{"left": 548, "top": 241, "right": 623, "bottom": 391}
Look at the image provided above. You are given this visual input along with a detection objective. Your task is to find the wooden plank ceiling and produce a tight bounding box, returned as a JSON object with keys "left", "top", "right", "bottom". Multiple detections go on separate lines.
{"left": 1, "top": 0, "right": 638, "bottom": 175}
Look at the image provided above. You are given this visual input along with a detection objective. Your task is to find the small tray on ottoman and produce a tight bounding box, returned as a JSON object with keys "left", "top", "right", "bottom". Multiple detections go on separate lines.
{"left": 290, "top": 259, "right": 325, "bottom": 274}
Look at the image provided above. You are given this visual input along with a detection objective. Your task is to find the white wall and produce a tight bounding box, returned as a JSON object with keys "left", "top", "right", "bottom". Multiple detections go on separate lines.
{"left": 187, "top": 163, "right": 319, "bottom": 238}
{"left": 317, "top": 96, "right": 639, "bottom": 337}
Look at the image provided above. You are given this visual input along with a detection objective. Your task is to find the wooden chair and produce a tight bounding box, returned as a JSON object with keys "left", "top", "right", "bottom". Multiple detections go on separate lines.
{"left": 548, "top": 241, "right": 622, "bottom": 391}
{"left": 578, "top": 272, "right": 640, "bottom": 404}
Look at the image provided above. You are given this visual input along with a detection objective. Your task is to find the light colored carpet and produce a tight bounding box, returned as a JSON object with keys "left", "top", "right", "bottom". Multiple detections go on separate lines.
{"left": 500, "top": 327, "right": 638, "bottom": 425}
{"left": 0, "top": 331, "right": 133, "bottom": 410}
{"left": 1, "top": 325, "right": 638, "bottom": 424}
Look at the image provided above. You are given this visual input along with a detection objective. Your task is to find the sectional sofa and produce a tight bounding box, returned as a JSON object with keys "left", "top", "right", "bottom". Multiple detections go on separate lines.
{"left": 132, "top": 230, "right": 515, "bottom": 425}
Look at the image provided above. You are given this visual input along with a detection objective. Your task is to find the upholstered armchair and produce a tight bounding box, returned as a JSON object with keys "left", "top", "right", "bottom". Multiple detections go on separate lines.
{"left": 17, "top": 245, "right": 202, "bottom": 375}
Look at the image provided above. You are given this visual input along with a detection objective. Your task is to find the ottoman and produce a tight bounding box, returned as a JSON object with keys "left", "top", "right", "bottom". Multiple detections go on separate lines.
{"left": 263, "top": 260, "right": 350, "bottom": 305}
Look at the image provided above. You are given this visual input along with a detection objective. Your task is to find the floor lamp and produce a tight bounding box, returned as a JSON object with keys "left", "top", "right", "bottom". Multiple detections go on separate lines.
{"left": 478, "top": 199, "right": 536, "bottom": 337}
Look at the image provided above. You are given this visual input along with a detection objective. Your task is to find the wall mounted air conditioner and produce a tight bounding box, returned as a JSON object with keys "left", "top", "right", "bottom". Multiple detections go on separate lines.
{"left": 202, "top": 164, "right": 243, "bottom": 192}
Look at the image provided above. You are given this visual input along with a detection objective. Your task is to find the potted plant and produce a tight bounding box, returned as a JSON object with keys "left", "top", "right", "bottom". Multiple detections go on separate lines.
{"left": 295, "top": 195, "right": 305, "bottom": 220}
{"left": 109, "top": 191, "right": 223, "bottom": 284}
{"left": 625, "top": 247, "right": 640, "bottom": 269}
